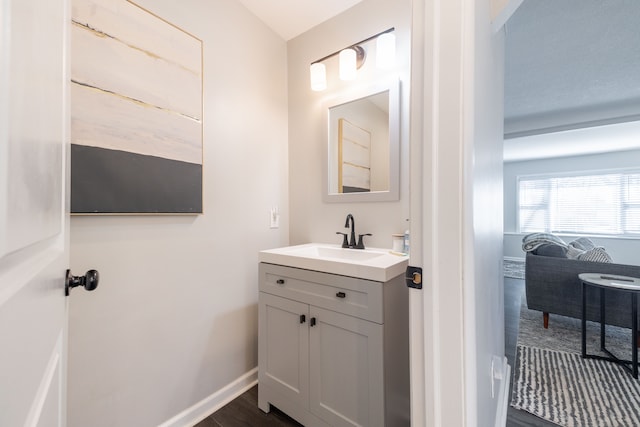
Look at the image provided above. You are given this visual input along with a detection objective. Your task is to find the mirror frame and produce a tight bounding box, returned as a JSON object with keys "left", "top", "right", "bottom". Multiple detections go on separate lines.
{"left": 322, "top": 77, "right": 400, "bottom": 203}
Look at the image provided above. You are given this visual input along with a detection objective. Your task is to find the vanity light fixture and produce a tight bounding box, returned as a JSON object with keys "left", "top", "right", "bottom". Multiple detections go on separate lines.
{"left": 310, "top": 62, "right": 327, "bottom": 91}
{"left": 309, "top": 27, "right": 395, "bottom": 91}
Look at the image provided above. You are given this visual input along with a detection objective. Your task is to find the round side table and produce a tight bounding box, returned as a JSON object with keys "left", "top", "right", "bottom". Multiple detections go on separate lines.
{"left": 579, "top": 272, "right": 640, "bottom": 378}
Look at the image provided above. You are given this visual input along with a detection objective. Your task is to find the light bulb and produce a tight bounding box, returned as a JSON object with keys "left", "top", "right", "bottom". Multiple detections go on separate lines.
{"left": 339, "top": 48, "right": 357, "bottom": 81}
{"left": 310, "top": 62, "right": 326, "bottom": 91}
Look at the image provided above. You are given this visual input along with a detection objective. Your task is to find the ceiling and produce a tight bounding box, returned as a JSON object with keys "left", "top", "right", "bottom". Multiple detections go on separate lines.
{"left": 504, "top": 0, "right": 640, "bottom": 161}
{"left": 505, "top": 0, "right": 640, "bottom": 135}
{"left": 236, "top": 0, "right": 364, "bottom": 40}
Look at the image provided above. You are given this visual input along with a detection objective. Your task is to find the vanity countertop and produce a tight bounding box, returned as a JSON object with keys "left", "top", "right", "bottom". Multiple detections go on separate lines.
{"left": 259, "top": 243, "right": 408, "bottom": 282}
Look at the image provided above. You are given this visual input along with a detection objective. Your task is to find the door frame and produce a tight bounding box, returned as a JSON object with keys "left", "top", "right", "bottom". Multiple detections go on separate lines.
{"left": 409, "top": 0, "right": 468, "bottom": 424}
{"left": 408, "top": 0, "right": 518, "bottom": 425}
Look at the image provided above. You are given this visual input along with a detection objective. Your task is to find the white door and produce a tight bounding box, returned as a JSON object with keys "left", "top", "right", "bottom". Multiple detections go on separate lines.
{"left": 0, "top": 0, "right": 70, "bottom": 426}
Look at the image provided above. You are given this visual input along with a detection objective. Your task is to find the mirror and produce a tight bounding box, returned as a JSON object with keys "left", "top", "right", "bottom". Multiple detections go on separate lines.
{"left": 323, "top": 78, "right": 400, "bottom": 202}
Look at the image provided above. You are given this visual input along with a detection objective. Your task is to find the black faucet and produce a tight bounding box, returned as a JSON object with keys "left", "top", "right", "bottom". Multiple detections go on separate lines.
{"left": 344, "top": 214, "right": 356, "bottom": 248}
{"left": 337, "top": 214, "right": 372, "bottom": 249}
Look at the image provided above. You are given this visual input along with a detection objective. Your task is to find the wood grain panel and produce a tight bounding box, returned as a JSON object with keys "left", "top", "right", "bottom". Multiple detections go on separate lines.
{"left": 72, "top": 0, "right": 201, "bottom": 75}
{"left": 339, "top": 119, "right": 371, "bottom": 192}
{"left": 71, "top": 82, "right": 201, "bottom": 164}
{"left": 71, "top": 23, "right": 201, "bottom": 119}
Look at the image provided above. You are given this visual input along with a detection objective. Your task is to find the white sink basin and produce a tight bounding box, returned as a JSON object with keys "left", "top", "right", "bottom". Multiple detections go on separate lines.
{"left": 259, "top": 243, "right": 408, "bottom": 282}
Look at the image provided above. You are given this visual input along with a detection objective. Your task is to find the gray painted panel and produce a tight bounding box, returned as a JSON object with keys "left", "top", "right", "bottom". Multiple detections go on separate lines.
{"left": 71, "top": 144, "right": 202, "bottom": 214}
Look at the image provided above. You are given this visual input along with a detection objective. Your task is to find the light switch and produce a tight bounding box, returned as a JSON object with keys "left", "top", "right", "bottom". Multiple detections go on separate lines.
{"left": 270, "top": 207, "right": 279, "bottom": 229}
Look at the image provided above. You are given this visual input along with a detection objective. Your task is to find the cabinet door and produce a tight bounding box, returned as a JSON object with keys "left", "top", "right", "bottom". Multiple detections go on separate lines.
{"left": 259, "top": 293, "right": 310, "bottom": 409}
{"left": 309, "top": 307, "right": 384, "bottom": 427}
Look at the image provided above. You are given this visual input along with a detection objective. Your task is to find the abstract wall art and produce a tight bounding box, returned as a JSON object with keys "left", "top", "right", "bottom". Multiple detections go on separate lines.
{"left": 70, "top": 0, "right": 203, "bottom": 214}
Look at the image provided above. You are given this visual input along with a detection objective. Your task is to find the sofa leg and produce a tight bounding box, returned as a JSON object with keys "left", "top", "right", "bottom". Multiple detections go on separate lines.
{"left": 543, "top": 312, "right": 549, "bottom": 329}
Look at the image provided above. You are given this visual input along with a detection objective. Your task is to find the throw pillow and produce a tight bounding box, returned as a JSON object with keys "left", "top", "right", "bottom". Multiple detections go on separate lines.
{"left": 534, "top": 244, "right": 568, "bottom": 258}
{"left": 577, "top": 247, "right": 613, "bottom": 263}
{"left": 566, "top": 244, "right": 584, "bottom": 259}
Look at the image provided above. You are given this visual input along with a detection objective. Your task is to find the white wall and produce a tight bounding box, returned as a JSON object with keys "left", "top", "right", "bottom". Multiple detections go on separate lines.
{"left": 67, "top": 1, "right": 289, "bottom": 426}
{"left": 503, "top": 149, "right": 640, "bottom": 265}
{"left": 466, "top": 1, "right": 506, "bottom": 425}
{"left": 287, "top": 0, "right": 412, "bottom": 250}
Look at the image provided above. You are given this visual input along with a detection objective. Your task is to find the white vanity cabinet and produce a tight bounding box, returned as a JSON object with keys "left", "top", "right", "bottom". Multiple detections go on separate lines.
{"left": 258, "top": 262, "right": 409, "bottom": 427}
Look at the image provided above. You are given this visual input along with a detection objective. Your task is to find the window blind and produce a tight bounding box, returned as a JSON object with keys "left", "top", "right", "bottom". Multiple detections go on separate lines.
{"left": 518, "top": 171, "right": 640, "bottom": 236}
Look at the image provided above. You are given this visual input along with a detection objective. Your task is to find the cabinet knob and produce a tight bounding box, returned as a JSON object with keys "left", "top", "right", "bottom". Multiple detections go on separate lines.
{"left": 336, "top": 291, "right": 346, "bottom": 299}
{"left": 310, "top": 317, "right": 316, "bottom": 327}
{"left": 300, "top": 314, "right": 306, "bottom": 324}
{"left": 276, "top": 279, "right": 285, "bottom": 285}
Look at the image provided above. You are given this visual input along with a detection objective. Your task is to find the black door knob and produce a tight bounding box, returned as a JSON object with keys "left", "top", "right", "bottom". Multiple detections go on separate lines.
{"left": 65, "top": 269, "right": 99, "bottom": 296}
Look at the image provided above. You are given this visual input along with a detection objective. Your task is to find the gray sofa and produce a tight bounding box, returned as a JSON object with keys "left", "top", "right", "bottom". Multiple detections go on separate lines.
{"left": 525, "top": 250, "right": 640, "bottom": 329}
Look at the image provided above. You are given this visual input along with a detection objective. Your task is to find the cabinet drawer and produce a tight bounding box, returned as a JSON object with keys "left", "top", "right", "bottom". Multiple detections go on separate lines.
{"left": 260, "top": 263, "right": 384, "bottom": 324}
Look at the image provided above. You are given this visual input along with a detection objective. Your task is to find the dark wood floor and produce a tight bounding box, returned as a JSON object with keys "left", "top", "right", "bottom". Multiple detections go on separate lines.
{"left": 194, "top": 385, "right": 301, "bottom": 426}
{"left": 195, "top": 277, "right": 554, "bottom": 426}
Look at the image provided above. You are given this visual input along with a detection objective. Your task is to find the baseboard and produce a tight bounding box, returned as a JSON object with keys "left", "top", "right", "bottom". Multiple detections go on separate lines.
{"left": 158, "top": 367, "right": 258, "bottom": 427}
{"left": 494, "top": 361, "right": 512, "bottom": 427}
{"left": 504, "top": 256, "right": 525, "bottom": 262}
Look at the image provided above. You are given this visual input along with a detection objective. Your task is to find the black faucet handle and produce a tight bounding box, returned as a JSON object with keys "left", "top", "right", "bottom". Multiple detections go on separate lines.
{"left": 356, "top": 233, "right": 372, "bottom": 249}
{"left": 336, "top": 232, "right": 349, "bottom": 248}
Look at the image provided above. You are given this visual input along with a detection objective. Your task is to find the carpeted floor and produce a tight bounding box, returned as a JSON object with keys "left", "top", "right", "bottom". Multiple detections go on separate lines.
{"left": 517, "top": 300, "right": 632, "bottom": 356}
{"left": 511, "top": 300, "right": 640, "bottom": 426}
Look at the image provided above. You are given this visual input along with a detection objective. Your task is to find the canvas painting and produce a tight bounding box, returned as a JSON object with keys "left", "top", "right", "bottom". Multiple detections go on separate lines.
{"left": 70, "top": 0, "right": 203, "bottom": 214}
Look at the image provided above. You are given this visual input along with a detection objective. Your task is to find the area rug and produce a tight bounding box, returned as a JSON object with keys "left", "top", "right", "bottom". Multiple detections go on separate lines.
{"left": 511, "top": 302, "right": 640, "bottom": 426}
{"left": 504, "top": 258, "right": 525, "bottom": 279}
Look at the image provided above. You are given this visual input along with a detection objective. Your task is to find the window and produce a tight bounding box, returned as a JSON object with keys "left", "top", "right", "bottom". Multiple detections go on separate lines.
{"left": 518, "top": 170, "right": 640, "bottom": 236}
